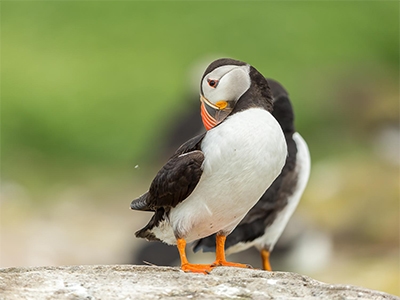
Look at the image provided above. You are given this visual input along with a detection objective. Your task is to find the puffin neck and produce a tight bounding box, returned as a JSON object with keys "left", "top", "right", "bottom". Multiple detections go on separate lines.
{"left": 229, "top": 67, "right": 274, "bottom": 116}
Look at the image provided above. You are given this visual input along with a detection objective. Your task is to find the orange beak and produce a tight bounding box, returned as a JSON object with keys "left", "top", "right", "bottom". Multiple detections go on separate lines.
{"left": 200, "top": 95, "right": 232, "bottom": 131}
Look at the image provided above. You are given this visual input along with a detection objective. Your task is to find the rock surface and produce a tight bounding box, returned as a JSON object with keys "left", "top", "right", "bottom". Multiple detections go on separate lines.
{"left": 0, "top": 265, "right": 398, "bottom": 300}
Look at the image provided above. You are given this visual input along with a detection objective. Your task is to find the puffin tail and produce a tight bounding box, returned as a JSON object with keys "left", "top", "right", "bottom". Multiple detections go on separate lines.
{"left": 130, "top": 193, "right": 151, "bottom": 211}
{"left": 135, "top": 208, "right": 166, "bottom": 242}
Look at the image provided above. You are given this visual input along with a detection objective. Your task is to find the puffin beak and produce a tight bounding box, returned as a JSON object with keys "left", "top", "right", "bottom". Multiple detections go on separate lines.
{"left": 200, "top": 95, "right": 232, "bottom": 131}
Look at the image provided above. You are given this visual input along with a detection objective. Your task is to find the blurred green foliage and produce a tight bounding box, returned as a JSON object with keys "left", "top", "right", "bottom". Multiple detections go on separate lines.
{"left": 0, "top": 1, "right": 398, "bottom": 205}
{"left": 2, "top": 2, "right": 398, "bottom": 168}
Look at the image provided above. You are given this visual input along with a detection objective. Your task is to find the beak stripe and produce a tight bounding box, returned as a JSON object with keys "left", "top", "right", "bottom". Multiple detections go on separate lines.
{"left": 201, "top": 101, "right": 218, "bottom": 131}
{"left": 200, "top": 95, "right": 232, "bottom": 131}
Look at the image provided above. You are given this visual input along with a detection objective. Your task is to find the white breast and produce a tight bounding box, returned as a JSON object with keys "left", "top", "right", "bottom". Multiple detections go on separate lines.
{"left": 166, "top": 108, "right": 287, "bottom": 244}
{"left": 236, "top": 132, "right": 311, "bottom": 253}
{"left": 224, "top": 132, "right": 311, "bottom": 255}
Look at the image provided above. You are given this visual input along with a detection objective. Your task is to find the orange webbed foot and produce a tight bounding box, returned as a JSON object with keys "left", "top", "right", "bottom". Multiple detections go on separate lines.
{"left": 181, "top": 263, "right": 214, "bottom": 274}
{"left": 177, "top": 238, "right": 214, "bottom": 274}
{"left": 211, "top": 260, "right": 253, "bottom": 269}
{"left": 211, "top": 233, "right": 253, "bottom": 269}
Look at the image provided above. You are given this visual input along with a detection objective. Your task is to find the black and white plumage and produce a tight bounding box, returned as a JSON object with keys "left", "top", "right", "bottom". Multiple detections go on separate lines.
{"left": 193, "top": 79, "right": 311, "bottom": 271}
{"left": 131, "top": 58, "right": 287, "bottom": 273}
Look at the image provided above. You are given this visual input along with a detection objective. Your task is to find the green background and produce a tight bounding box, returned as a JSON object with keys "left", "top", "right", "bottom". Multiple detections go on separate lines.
{"left": 1, "top": 1, "right": 399, "bottom": 295}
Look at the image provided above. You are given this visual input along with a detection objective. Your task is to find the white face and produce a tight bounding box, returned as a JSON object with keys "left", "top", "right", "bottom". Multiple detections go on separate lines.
{"left": 201, "top": 64, "right": 251, "bottom": 105}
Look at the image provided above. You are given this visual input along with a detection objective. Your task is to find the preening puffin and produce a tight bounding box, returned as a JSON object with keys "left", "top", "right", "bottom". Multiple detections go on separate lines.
{"left": 193, "top": 79, "right": 311, "bottom": 271}
{"left": 130, "top": 58, "right": 287, "bottom": 274}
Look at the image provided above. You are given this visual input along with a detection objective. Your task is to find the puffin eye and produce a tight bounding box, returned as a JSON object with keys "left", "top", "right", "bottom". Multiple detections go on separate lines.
{"left": 207, "top": 79, "right": 219, "bottom": 88}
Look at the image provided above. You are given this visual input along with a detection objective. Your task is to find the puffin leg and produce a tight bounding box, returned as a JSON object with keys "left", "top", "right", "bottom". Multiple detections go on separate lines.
{"left": 211, "top": 233, "right": 252, "bottom": 268}
{"left": 260, "top": 249, "right": 272, "bottom": 271}
{"left": 177, "top": 238, "right": 213, "bottom": 274}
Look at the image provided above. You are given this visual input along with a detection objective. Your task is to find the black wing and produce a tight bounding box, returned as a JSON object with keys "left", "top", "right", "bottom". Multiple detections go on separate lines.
{"left": 131, "top": 133, "right": 206, "bottom": 211}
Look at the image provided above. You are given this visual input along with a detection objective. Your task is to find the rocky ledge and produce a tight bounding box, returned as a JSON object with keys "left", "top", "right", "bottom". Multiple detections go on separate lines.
{"left": 0, "top": 265, "right": 398, "bottom": 300}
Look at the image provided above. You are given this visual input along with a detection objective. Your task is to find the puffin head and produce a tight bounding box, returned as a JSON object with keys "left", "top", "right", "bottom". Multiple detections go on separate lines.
{"left": 200, "top": 58, "right": 273, "bottom": 130}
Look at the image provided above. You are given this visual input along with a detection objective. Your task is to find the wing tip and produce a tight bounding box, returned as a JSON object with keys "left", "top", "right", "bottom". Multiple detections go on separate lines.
{"left": 130, "top": 193, "right": 150, "bottom": 211}
{"left": 135, "top": 228, "right": 161, "bottom": 242}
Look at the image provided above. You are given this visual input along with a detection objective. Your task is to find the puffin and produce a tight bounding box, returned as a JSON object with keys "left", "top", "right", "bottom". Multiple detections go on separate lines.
{"left": 193, "top": 79, "right": 311, "bottom": 271}
{"left": 130, "top": 58, "right": 287, "bottom": 274}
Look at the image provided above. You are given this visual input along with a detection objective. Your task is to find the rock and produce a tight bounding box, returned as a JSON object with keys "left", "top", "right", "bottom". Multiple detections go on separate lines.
{"left": 0, "top": 265, "right": 398, "bottom": 300}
